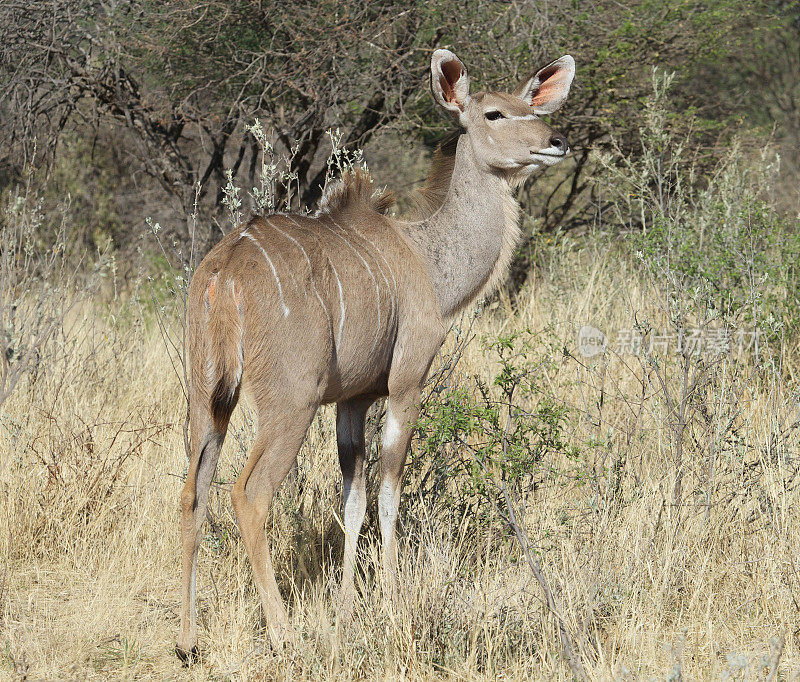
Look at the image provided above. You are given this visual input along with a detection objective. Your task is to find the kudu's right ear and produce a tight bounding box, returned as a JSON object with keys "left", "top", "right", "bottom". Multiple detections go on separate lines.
{"left": 431, "top": 49, "right": 470, "bottom": 123}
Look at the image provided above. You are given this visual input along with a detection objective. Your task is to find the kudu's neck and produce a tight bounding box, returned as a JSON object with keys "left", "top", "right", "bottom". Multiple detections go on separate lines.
{"left": 402, "top": 135, "right": 519, "bottom": 320}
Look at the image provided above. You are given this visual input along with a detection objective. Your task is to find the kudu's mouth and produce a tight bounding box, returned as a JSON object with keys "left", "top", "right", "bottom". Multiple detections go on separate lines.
{"left": 524, "top": 147, "right": 570, "bottom": 168}
{"left": 500, "top": 145, "right": 571, "bottom": 172}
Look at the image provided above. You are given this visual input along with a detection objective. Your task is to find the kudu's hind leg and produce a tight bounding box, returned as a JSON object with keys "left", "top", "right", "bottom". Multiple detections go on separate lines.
{"left": 231, "top": 400, "right": 318, "bottom": 647}
{"left": 335, "top": 398, "right": 373, "bottom": 619}
{"left": 177, "top": 405, "right": 228, "bottom": 662}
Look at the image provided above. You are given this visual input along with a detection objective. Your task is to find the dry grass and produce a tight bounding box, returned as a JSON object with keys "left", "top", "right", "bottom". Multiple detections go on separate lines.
{"left": 1, "top": 233, "right": 799, "bottom": 681}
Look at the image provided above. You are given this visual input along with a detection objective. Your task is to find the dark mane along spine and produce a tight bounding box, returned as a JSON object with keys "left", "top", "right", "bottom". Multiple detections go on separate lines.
{"left": 409, "top": 131, "right": 460, "bottom": 220}
{"left": 317, "top": 168, "right": 395, "bottom": 216}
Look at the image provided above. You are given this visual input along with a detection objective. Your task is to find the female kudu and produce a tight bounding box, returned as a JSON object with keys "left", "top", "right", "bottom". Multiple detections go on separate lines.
{"left": 177, "top": 48, "right": 575, "bottom": 660}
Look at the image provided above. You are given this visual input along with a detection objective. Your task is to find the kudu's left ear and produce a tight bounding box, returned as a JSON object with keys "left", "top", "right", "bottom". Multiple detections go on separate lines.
{"left": 513, "top": 55, "right": 575, "bottom": 115}
{"left": 431, "top": 49, "right": 471, "bottom": 123}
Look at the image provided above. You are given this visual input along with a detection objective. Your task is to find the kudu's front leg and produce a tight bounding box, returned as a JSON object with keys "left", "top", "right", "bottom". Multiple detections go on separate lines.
{"left": 336, "top": 398, "right": 373, "bottom": 619}
{"left": 378, "top": 388, "right": 422, "bottom": 580}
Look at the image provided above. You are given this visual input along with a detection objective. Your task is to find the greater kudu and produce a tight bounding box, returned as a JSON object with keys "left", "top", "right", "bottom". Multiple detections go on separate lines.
{"left": 177, "top": 48, "right": 575, "bottom": 660}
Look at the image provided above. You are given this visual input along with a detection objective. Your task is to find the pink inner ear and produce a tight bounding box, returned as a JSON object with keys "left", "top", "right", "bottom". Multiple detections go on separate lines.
{"left": 530, "top": 66, "right": 570, "bottom": 107}
{"left": 439, "top": 75, "right": 455, "bottom": 103}
{"left": 440, "top": 60, "right": 463, "bottom": 104}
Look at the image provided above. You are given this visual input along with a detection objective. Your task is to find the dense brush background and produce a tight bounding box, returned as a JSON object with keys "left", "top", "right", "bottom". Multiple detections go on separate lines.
{"left": 2, "top": 1, "right": 800, "bottom": 679}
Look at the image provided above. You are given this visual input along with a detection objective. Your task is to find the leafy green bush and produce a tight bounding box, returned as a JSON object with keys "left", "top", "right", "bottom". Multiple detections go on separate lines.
{"left": 409, "top": 329, "right": 583, "bottom": 531}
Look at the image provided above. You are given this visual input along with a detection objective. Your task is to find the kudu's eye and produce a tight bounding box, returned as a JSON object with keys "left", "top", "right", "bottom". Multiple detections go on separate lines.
{"left": 484, "top": 110, "right": 504, "bottom": 121}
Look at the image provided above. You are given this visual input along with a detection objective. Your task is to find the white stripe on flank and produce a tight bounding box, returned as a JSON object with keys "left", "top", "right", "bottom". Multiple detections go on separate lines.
{"left": 323, "top": 217, "right": 382, "bottom": 352}
{"left": 241, "top": 231, "right": 290, "bottom": 317}
{"left": 246, "top": 223, "right": 301, "bottom": 295}
{"left": 330, "top": 263, "right": 346, "bottom": 349}
{"left": 287, "top": 216, "right": 347, "bottom": 349}
{"left": 275, "top": 218, "right": 333, "bottom": 333}
{"left": 348, "top": 226, "right": 398, "bottom": 326}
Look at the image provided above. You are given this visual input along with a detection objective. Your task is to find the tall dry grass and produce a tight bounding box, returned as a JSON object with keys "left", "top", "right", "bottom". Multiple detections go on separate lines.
{"left": 0, "top": 233, "right": 798, "bottom": 679}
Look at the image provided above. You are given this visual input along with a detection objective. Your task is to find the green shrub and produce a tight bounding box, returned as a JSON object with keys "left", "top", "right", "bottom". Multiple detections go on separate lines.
{"left": 409, "top": 328, "right": 583, "bottom": 531}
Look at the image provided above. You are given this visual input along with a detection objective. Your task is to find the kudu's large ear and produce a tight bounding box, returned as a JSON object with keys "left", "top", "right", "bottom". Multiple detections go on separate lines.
{"left": 431, "top": 49, "right": 470, "bottom": 121}
{"left": 513, "top": 55, "right": 575, "bottom": 115}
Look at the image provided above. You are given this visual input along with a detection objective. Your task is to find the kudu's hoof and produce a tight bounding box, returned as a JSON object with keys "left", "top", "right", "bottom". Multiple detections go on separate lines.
{"left": 175, "top": 644, "right": 200, "bottom": 665}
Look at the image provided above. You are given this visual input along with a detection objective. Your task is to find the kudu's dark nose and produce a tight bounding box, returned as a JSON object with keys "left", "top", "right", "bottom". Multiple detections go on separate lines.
{"left": 549, "top": 134, "right": 569, "bottom": 153}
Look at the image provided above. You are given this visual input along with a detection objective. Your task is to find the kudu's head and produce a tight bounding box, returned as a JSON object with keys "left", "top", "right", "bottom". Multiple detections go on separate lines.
{"left": 431, "top": 49, "right": 575, "bottom": 177}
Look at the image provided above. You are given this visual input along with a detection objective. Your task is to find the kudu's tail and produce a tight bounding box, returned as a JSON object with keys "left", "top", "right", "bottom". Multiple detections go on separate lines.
{"left": 207, "top": 276, "right": 243, "bottom": 431}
